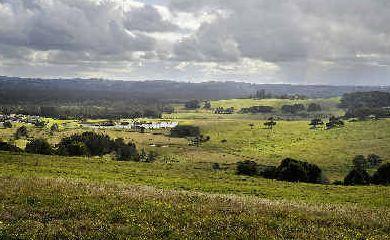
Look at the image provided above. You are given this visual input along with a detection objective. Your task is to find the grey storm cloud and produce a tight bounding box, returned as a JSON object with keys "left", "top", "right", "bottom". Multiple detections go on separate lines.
{"left": 171, "top": 0, "right": 390, "bottom": 63}
{"left": 0, "top": 0, "right": 175, "bottom": 60}
{"left": 124, "top": 4, "right": 177, "bottom": 32}
{"left": 0, "top": 0, "right": 389, "bottom": 84}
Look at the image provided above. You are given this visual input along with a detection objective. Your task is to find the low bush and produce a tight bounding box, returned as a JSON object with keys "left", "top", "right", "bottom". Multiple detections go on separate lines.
{"left": 236, "top": 160, "right": 258, "bottom": 176}
{"left": 371, "top": 163, "right": 390, "bottom": 185}
{"left": 258, "top": 166, "right": 277, "bottom": 179}
{"left": 57, "top": 141, "right": 89, "bottom": 156}
{"left": 236, "top": 158, "right": 326, "bottom": 184}
{"left": 276, "top": 158, "right": 324, "bottom": 184}
{"left": 3, "top": 121, "right": 12, "bottom": 128}
{"left": 170, "top": 125, "right": 200, "bottom": 138}
{"left": 25, "top": 139, "right": 53, "bottom": 155}
{"left": 0, "top": 141, "right": 22, "bottom": 152}
{"left": 14, "top": 126, "right": 28, "bottom": 139}
{"left": 344, "top": 168, "right": 371, "bottom": 185}
{"left": 57, "top": 132, "right": 114, "bottom": 156}
{"left": 114, "top": 138, "right": 139, "bottom": 161}
{"left": 139, "top": 149, "right": 157, "bottom": 163}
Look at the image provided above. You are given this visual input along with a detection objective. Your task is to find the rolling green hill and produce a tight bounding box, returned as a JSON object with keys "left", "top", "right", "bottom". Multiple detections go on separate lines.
{"left": 0, "top": 98, "right": 389, "bottom": 239}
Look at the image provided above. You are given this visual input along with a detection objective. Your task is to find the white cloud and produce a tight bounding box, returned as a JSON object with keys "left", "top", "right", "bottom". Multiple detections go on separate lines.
{"left": 0, "top": 0, "right": 389, "bottom": 85}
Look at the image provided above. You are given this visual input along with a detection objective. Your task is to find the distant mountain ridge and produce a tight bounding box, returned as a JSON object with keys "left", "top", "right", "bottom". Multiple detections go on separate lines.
{"left": 0, "top": 76, "right": 389, "bottom": 103}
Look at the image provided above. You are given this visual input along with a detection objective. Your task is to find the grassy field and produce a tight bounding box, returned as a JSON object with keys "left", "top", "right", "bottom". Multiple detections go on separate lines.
{"left": 0, "top": 98, "right": 389, "bottom": 239}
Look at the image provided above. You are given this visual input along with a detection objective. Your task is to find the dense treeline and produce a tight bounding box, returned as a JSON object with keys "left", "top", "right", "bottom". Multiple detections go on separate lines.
{"left": 340, "top": 91, "right": 390, "bottom": 119}
{"left": 237, "top": 158, "right": 327, "bottom": 184}
{"left": 236, "top": 155, "right": 389, "bottom": 186}
{"left": 1, "top": 76, "right": 389, "bottom": 104}
{"left": 0, "top": 132, "right": 155, "bottom": 162}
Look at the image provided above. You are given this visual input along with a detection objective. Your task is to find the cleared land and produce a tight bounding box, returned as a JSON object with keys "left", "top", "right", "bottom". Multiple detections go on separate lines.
{"left": 0, "top": 98, "right": 389, "bottom": 239}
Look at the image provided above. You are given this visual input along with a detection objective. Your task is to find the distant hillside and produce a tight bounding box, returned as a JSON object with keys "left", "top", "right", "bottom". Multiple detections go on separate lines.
{"left": 0, "top": 76, "right": 389, "bottom": 104}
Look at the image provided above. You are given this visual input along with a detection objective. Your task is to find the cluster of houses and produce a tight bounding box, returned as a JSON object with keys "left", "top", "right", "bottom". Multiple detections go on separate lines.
{"left": 81, "top": 120, "right": 178, "bottom": 131}
{"left": 0, "top": 114, "right": 43, "bottom": 127}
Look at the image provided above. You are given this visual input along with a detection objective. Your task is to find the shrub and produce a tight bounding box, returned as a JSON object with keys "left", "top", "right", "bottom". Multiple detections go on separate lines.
{"left": 276, "top": 158, "right": 324, "bottom": 183}
{"left": 170, "top": 125, "right": 200, "bottom": 138}
{"left": 325, "top": 116, "right": 344, "bottom": 129}
{"left": 344, "top": 168, "right": 371, "bottom": 185}
{"left": 58, "top": 132, "right": 114, "bottom": 156}
{"left": 138, "top": 149, "right": 157, "bottom": 163}
{"left": 236, "top": 160, "right": 258, "bottom": 176}
{"left": 212, "top": 163, "right": 220, "bottom": 170}
{"left": 264, "top": 117, "right": 277, "bottom": 129}
{"left": 114, "top": 139, "right": 138, "bottom": 161}
{"left": 15, "top": 126, "right": 28, "bottom": 139}
{"left": 3, "top": 121, "right": 12, "bottom": 128}
{"left": 25, "top": 139, "right": 53, "bottom": 155}
{"left": 309, "top": 118, "right": 324, "bottom": 129}
{"left": 57, "top": 141, "right": 89, "bottom": 156}
{"left": 0, "top": 141, "right": 22, "bottom": 152}
{"left": 371, "top": 163, "right": 390, "bottom": 185}
{"left": 258, "top": 166, "right": 277, "bottom": 179}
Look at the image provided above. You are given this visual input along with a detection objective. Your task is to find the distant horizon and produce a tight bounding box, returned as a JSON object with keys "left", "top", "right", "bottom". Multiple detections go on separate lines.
{"left": 1, "top": 75, "right": 389, "bottom": 88}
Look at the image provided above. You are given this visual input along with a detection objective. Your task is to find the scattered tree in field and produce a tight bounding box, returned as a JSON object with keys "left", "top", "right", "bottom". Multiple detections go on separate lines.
{"left": 344, "top": 168, "right": 371, "bottom": 185}
{"left": 367, "top": 154, "right": 383, "bottom": 168}
{"left": 236, "top": 160, "right": 258, "bottom": 176}
{"left": 325, "top": 116, "right": 344, "bottom": 129}
{"left": 372, "top": 163, "right": 390, "bottom": 185}
{"left": 0, "top": 141, "right": 23, "bottom": 152}
{"left": 307, "top": 103, "right": 322, "bottom": 112}
{"left": 15, "top": 126, "right": 28, "bottom": 139}
{"left": 309, "top": 118, "right": 324, "bottom": 129}
{"left": 264, "top": 117, "right": 277, "bottom": 129}
{"left": 25, "top": 139, "right": 53, "bottom": 155}
{"left": 3, "top": 121, "right": 12, "bottom": 128}
{"left": 184, "top": 100, "right": 201, "bottom": 109}
{"left": 170, "top": 125, "right": 200, "bottom": 138}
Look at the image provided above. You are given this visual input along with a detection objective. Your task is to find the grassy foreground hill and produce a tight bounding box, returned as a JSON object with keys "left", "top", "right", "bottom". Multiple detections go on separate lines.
{"left": 0, "top": 152, "right": 389, "bottom": 239}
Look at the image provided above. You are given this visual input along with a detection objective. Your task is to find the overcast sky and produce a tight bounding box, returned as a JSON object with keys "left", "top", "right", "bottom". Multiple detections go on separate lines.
{"left": 0, "top": 0, "right": 389, "bottom": 85}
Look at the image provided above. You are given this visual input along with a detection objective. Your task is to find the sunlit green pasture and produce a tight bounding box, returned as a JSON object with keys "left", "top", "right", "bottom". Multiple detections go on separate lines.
{"left": 0, "top": 97, "right": 389, "bottom": 238}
